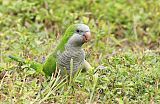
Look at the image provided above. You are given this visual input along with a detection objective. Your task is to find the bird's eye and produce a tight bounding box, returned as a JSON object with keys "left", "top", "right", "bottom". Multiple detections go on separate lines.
{"left": 76, "top": 29, "right": 80, "bottom": 33}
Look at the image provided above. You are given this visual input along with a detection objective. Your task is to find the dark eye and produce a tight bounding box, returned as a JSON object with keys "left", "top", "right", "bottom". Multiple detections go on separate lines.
{"left": 76, "top": 29, "right": 80, "bottom": 33}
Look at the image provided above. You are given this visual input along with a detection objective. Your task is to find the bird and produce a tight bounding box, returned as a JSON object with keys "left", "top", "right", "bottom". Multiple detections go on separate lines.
{"left": 9, "top": 24, "right": 92, "bottom": 76}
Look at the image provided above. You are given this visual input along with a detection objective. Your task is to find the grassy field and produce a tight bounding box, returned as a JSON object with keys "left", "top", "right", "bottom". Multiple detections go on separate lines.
{"left": 0, "top": 0, "right": 160, "bottom": 103}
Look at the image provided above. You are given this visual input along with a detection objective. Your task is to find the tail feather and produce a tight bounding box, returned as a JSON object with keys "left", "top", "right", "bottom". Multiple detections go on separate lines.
{"left": 8, "top": 55, "right": 26, "bottom": 63}
{"left": 9, "top": 55, "right": 43, "bottom": 74}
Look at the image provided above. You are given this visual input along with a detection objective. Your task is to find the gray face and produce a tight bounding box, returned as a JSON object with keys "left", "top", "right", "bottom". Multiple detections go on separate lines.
{"left": 75, "top": 24, "right": 90, "bottom": 35}
{"left": 67, "top": 24, "right": 90, "bottom": 47}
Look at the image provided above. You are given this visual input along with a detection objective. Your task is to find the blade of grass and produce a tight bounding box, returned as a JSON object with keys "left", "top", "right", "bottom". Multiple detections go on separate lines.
{"left": 69, "top": 58, "right": 73, "bottom": 86}
{"left": 89, "top": 73, "right": 98, "bottom": 104}
{"left": 0, "top": 71, "right": 8, "bottom": 89}
{"left": 38, "top": 71, "right": 67, "bottom": 103}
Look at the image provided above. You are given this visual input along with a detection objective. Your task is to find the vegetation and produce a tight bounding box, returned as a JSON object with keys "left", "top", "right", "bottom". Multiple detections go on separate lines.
{"left": 0, "top": 0, "right": 160, "bottom": 103}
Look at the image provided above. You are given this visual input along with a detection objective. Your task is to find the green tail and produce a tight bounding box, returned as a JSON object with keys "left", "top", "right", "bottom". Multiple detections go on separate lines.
{"left": 8, "top": 55, "right": 26, "bottom": 63}
{"left": 9, "top": 55, "right": 43, "bottom": 74}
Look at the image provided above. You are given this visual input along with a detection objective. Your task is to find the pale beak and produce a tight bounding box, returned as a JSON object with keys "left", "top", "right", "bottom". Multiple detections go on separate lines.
{"left": 83, "top": 32, "right": 91, "bottom": 43}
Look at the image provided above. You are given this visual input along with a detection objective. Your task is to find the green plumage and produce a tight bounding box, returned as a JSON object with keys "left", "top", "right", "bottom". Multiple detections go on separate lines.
{"left": 9, "top": 24, "right": 78, "bottom": 76}
{"left": 43, "top": 24, "right": 76, "bottom": 76}
{"left": 9, "top": 55, "right": 43, "bottom": 73}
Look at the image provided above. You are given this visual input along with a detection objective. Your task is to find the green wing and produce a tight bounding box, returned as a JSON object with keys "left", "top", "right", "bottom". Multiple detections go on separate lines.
{"left": 43, "top": 53, "right": 57, "bottom": 76}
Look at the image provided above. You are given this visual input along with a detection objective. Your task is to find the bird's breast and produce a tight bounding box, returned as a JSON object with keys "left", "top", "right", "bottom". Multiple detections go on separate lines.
{"left": 57, "top": 46, "right": 85, "bottom": 73}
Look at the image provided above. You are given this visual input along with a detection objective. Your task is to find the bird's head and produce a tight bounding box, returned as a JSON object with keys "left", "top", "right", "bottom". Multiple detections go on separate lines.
{"left": 65, "top": 24, "right": 91, "bottom": 47}
{"left": 55, "top": 24, "right": 91, "bottom": 52}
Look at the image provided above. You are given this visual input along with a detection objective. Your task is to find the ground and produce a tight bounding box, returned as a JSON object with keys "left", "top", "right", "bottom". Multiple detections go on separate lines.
{"left": 0, "top": 0, "right": 160, "bottom": 103}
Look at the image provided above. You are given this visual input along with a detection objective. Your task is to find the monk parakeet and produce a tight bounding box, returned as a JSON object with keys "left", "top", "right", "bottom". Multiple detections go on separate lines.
{"left": 9, "top": 24, "right": 92, "bottom": 76}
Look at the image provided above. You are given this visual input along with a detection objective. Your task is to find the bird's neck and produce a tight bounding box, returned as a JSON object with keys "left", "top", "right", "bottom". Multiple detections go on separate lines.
{"left": 65, "top": 43, "right": 82, "bottom": 51}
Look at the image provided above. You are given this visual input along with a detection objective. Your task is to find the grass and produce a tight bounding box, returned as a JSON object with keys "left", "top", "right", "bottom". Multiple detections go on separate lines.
{"left": 0, "top": 0, "right": 160, "bottom": 103}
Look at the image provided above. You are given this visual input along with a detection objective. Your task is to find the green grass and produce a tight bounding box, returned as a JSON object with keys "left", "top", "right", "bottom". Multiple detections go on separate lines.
{"left": 0, "top": 0, "right": 160, "bottom": 103}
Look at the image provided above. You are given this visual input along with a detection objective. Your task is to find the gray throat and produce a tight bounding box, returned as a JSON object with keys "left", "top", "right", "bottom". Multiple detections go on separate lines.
{"left": 57, "top": 43, "right": 85, "bottom": 73}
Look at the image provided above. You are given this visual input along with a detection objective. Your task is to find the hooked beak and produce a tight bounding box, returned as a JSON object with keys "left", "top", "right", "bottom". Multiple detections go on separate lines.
{"left": 83, "top": 32, "right": 91, "bottom": 43}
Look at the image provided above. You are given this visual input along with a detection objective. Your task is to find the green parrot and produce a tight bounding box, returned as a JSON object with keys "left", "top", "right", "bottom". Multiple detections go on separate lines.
{"left": 9, "top": 24, "right": 92, "bottom": 76}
